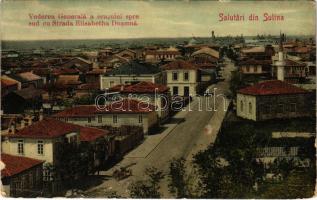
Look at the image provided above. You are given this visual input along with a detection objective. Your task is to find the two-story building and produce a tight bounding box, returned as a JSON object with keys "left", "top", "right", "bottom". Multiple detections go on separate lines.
{"left": 144, "top": 47, "right": 181, "bottom": 63}
{"left": 237, "top": 59, "right": 272, "bottom": 78}
{"left": 1, "top": 118, "right": 110, "bottom": 165}
{"left": 162, "top": 60, "right": 198, "bottom": 96}
{"left": 53, "top": 99, "right": 158, "bottom": 134}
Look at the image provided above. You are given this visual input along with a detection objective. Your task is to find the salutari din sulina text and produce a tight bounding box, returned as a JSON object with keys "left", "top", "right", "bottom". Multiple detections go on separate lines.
{"left": 219, "top": 13, "right": 284, "bottom": 21}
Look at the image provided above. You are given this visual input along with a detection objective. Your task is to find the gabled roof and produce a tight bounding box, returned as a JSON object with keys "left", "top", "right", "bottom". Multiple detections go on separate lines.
{"left": 109, "top": 81, "right": 169, "bottom": 93}
{"left": 78, "top": 126, "right": 108, "bottom": 142}
{"left": 192, "top": 47, "right": 219, "bottom": 59}
{"left": 1, "top": 154, "right": 44, "bottom": 178}
{"left": 1, "top": 78, "right": 18, "bottom": 88}
{"left": 106, "top": 61, "right": 161, "bottom": 75}
{"left": 17, "top": 72, "right": 42, "bottom": 81}
{"left": 162, "top": 60, "right": 196, "bottom": 70}
{"left": 53, "top": 105, "right": 97, "bottom": 117}
{"left": 1, "top": 76, "right": 20, "bottom": 85}
{"left": 284, "top": 59, "right": 306, "bottom": 67}
{"left": 11, "top": 87, "right": 45, "bottom": 100}
{"left": 9, "top": 118, "right": 81, "bottom": 139}
{"left": 238, "top": 80, "right": 309, "bottom": 96}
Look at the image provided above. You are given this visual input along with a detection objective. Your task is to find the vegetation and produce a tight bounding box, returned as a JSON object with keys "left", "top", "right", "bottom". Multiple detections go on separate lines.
{"left": 164, "top": 116, "right": 315, "bottom": 198}
{"left": 128, "top": 167, "right": 164, "bottom": 198}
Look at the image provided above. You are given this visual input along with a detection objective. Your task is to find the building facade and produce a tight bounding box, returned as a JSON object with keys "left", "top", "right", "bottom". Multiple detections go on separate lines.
{"left": 237, "top": 80, "right": 314, "bottom": 121}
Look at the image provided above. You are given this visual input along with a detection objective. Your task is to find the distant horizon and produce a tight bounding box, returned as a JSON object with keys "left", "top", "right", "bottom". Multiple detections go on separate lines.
{"left": 2, "top": 34, "right": 315, "bottom": 42}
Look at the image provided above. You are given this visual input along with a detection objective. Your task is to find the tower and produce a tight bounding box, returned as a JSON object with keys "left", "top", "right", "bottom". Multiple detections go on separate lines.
{"left": 276, "top": 32, "right": 285, "bottom": 81}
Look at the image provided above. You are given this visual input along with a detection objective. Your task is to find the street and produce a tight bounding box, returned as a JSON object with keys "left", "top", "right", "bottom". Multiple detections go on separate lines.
{"left": 83, "top": 58, "right": 236, "bottom": 197}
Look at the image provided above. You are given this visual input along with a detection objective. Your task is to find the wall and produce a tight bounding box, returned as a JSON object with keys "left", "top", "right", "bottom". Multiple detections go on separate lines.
{"left": 100, "top": 73, "right": 162, "bottom": 89}
{"left": 3, "top": 138, "right": 55, "bottom": 163}
{"left": 165, "top": 70, "right": 198, "bottom": 96}
{"left": 236, "top": 93, "right": 257, "bottom": 121}
{"left": 58, "top": 112, "right": 158, "bottom": 134}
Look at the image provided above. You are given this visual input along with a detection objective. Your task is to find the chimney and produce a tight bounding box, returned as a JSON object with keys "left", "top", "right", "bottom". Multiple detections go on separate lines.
{"left": 21, "top": 120, "right": 25, "bottom": 129}
{"left": 28, "top": 117, "right": 33, "bottom": 126}
{"left": 39, "top": 109, "right": 44, "bottom": 121}
{"left": 9, "top": 124, "right": 15, "bottom": 134}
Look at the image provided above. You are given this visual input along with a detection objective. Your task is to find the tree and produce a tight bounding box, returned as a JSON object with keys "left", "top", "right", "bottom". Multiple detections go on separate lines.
{"left": 128, "top": 167, "right": 164, "bottom": 198}
{"left": 168, "top": 157, "right": 189, "bottom": 198}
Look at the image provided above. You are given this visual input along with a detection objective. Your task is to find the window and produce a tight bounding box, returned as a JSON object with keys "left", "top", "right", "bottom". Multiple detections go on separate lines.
{"left": 173, "top": 86, "right": 178, "bottom": 95}
{"left": 246, "top": 66, "right": 250, "bottom": 72}
{"left": 113, "top": 115, "right": 118, "bottom": 123}
{"left": 88, "top": 117, "right": 91, "bottom": 123}
{"left": 109, "top": 81, "right": 114, "bottom": 87}
{"left": 98, "top": 115, "right": 102, "bottom": 123}
{"left": 249, "top": 102, "right": 252, "bottom": 114}
{"left": 184, "top": 72, "right": 189, "bottom": 81}
{"left": 18, "top": 140, "right": 24, "bottom": 155}
{"left": 289, "top": 103, "right": 296, "bottom": 112}
{"left": 43, "top": 170, "right": 51, "bottom": 181}
{"left": 172, "top": 72, "right": 178, "bottom": 81}
{"left": 68, "top": 135, "right": 77, "bottom": 144}
{"left": 254, "top": 66, "right": 258, "bottom": 73}
{"left": 37, "top": 140, "right": 44, "bottom": 155}
{"left": 277, "top": 104, "right": 284, "bottom": 113}
{"left": 240, "top": 101, "right": 243, "bottom": 112}
{"left": 139, "top": 115, "right": 143, "bottom": 123}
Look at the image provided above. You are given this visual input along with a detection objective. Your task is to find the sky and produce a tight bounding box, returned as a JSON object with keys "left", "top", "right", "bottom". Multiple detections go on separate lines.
{"left": 1, "top": 0, "right": 316, "bottom": 40}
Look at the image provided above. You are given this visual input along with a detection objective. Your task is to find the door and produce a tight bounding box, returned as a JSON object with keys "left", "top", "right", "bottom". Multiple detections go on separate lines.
{"left": 184, "top": 86, "right": 189, "bottom": 97}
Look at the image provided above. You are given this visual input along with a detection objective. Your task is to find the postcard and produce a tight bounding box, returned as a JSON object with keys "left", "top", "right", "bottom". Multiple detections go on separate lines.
{"left": 0, "top": 0, "right": 316, "bottom": 198}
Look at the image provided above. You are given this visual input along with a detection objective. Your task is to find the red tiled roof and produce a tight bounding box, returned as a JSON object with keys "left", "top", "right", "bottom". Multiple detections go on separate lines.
{"left": 238, "top": 80, "right": 309, "bottom": 96}
{"left": 17, "top": 72, "right": 41, "bottom": 81}
{"left": 53, "top": 105, "right": 97, "bottom": 117}
{"left": 284, "top": 59, "right": 306, "bottom": 67}
{"left": 53, "top": 99, "right": 155, "bottom": 117}
{"left": 1, "top": 154, "right": 44, "bottom": 178}
{"left": 109, "top": 81, "right": 169, "bottom": 93}
{"left": 1, "top": 78, "right": 18, "bottom": 88}
{"left": 9, "top": 118, "right": 80, "bottom": 139}
{"left": 162, "top": 60, "right": 196, "bottom": 70}
{"left": 78, "top": 126, "right": 107, "bottom": 142}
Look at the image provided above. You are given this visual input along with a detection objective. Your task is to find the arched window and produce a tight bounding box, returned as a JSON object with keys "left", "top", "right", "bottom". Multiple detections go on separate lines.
{"left": 240, "top": 100, "right": 244, "bottom": 112}
{"left": 249, "top": 102, "right": 252, "bottom": 114}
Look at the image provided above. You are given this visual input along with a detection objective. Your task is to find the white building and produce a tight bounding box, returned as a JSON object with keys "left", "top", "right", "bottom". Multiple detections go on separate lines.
{"left": 162, "top": 60, "right": 198, "bottom": 96}
{"left": 53, "top": 99, "right": 159, "bottom": 134}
